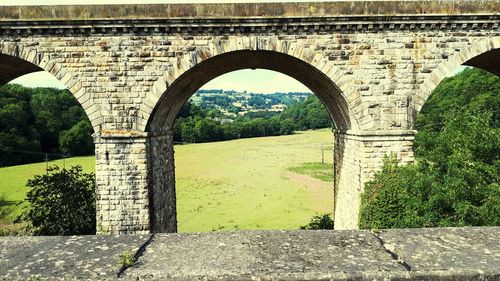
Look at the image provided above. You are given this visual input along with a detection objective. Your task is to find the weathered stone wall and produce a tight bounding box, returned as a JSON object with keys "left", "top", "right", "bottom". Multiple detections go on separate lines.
{"left": 1, "top": 30, "right": 497, "bottom": 133}
{"left": 94, "top": 134, "right": 150, "bottom": 234}
{"left": 0, "top": 1, "right": 498, "bottom": 233}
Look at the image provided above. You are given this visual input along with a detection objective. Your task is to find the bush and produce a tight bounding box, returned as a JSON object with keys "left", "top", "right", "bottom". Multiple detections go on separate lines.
{"left": 300, "top": 213, "right": 334, "bottom": 230}
{"left": 359, "top": 156, "right": 427, "bottom": 229}
{"left": 19, "top": 165, "right": 96, "bottom": 235}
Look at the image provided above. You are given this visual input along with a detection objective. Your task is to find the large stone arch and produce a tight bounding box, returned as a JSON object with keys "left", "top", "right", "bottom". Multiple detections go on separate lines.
{"left": 0, "top": 41, "right": 100, "bottom": 130}
{"left": 411, "top": 38, "right": 500, "bottom": 123}
{"left": 144, "top": 42, "right": 367, "bottom": 232}
{"left": 145, "top": 38, "right": 367, "bottom": 133}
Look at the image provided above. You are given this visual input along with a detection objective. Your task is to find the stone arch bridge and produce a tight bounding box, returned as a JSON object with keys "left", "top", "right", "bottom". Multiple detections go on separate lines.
{"left": 0, "top": 1, "right": 498, "bottom": 234}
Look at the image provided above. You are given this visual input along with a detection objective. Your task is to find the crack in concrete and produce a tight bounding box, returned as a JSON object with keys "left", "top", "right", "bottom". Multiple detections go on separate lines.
{"left": 117, "top": 234, "right": 156, "bottom": 278}
{"left": 370, "top": 231, "right": 412, "bottom": 271}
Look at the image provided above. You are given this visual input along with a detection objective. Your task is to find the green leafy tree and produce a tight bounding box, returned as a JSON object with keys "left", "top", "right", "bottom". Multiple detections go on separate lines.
{"left": 180, "top": 119, "right": 197, "bottom": 143}
{"left": 279, "top": 118, "right": 295, "bottom": 135}
{"left": 59, "top": 120, "right": 94, "bottom": 156}
{"left": 0, "top": 84, "right": 93, "bottom": 166}
{"left": 360, "top": 68, "right": 500, "bottom": 229}
{"left": 19, "top": 165, "right": 96, "bottom": 235}
{"left": 172, "top": 93, "right": 331, "bottom": 143}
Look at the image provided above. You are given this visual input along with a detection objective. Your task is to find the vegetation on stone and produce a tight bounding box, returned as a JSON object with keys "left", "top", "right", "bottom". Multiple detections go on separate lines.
{"left": 360, "top": 68, "right": 500, "bottom": 229}
{"left": 117, "top": 250, "right": 137, "bottom": 268}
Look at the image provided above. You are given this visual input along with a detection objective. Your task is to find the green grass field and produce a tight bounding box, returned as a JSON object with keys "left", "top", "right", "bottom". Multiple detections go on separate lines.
{"left": 0, "top": 129, "right": 335, "bottom": 232}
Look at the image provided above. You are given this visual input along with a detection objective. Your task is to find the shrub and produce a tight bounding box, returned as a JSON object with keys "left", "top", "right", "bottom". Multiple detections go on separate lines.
{"left": 19, "top": 165, "right": 96, "bottom": 235}
{"left": 359, "top": 69, "right": 500, "bottom": 229}
{"left": 359, "top": 156, "right": 427, "bottom": 229}
{"left": 300, "top": 213, "right": 334, "bottom": 230}
{"left": 117, "top": 250, "right": 137, "bottom": 268}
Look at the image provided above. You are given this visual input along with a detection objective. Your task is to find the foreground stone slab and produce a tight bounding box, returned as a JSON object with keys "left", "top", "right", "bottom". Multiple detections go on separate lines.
{"left": 0, "top": 227, "right": 499, "bottom": 280}
{"left": 0, "top": 235, "right": 149, "bottom": 280}
{"left": 376, "top": 227, "right": 500, "bottom": 280}
{"left": 124, "top": 230, "right": 407, "bottom": 280}
{"left": 124, "top": 228, "right": 500, "bottom": 280}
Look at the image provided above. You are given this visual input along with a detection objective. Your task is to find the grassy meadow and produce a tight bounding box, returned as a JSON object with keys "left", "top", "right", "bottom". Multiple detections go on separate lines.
{"left": 0, "top": 129, "right": 334, "bottom": 232}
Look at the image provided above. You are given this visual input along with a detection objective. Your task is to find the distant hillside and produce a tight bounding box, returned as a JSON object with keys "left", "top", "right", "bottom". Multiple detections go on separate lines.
{"left": 191, "top": 89, "right": 311, "bottom": 117}
{"left": 174, "top": 94, "right": 332, "bottom": 144}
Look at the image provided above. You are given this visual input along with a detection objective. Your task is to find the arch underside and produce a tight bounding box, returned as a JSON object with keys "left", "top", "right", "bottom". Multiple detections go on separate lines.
{"left": 413, "top": 42, "right": 500, "bottom": 126}
{"left": 147, "top": 50, "right": 354, "bottom": 133}
{"left": 463, "top": 49, "right": 500, "bottom": 77}
{"left": 0, "top": 54, "right": 43, "bottom": 85}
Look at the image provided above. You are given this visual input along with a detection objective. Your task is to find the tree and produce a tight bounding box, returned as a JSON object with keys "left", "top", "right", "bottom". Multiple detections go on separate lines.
{"left": 59, "top": 120, "right": 95, "bottom": 156}
{"left": 0, "top": 84, "right": 93, "bottom": 166}
{"left": 207, "top": 109, "right": 223, "bottom": 120}
{"left": 359, "top": 68, "right": 500, "bottom": 229}
{"left": 279, "top": 118, "right": 295, "bottom": 135}
{"left": 19, "top": 165, "right": 96, "bottom": 235}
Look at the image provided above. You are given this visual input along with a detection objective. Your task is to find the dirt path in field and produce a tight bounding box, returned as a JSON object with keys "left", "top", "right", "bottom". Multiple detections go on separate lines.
{"left": 284, "top": 171, "right": 334, "bottom": 212}
{"left": 284, "top": 171, "right": 332, "bottom": 193}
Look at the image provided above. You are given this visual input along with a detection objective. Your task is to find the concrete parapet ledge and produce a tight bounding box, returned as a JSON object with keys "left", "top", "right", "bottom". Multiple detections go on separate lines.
{"left": 0, "top": 227, "right": 498, "bottom": 280}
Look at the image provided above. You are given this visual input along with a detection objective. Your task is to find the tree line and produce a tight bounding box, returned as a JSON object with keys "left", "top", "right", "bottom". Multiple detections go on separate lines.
{"left": 360, "top": 68, "right": 500, "bottom": 228}
{"left": 0, "top": 84, "right": 94, "bottom": 167}
{"left": 0, "top": 83, "right": 332, "bottom": 166}
{"left": 173, "top": 95, "right": 332, "bottom": 143}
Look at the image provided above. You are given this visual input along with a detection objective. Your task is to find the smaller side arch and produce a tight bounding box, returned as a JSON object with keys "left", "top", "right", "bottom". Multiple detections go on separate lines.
{"left": 411, "top": 38, "right": 500, "bottom": 123}
{"left": 0, "top": 41, "right": 102, "bottom": 130}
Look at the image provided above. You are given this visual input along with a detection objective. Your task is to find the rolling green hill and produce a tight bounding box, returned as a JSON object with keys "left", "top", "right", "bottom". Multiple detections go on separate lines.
{"left": 0, "top": 129, "right": 334, "bottom": 232}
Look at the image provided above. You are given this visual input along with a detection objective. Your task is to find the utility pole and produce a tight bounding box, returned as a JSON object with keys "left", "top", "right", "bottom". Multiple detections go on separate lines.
{"left": 321, "top": 144, "right": 324, "bottom": 164}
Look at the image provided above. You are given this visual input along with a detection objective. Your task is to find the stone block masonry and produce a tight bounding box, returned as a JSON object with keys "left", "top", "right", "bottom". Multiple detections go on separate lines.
{"left": 0, "top": 1, "right": 498, "bottom": 233}
{"left": 94, "top": 133, "right": 150, "bottom": 234}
